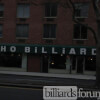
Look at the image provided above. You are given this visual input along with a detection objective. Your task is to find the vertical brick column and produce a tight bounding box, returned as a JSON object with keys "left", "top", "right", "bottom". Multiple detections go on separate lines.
{"left": 27, "top": 54, "right": 41, "bottom": 72}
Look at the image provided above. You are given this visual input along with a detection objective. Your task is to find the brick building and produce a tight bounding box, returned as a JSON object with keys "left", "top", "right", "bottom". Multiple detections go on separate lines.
{"left": 0, "top": 0, "right": 97, "bottom": 75}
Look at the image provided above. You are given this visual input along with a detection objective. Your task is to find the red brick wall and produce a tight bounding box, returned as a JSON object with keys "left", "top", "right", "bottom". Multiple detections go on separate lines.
{"left": 0, "top": 0, "right": 97, "bottom": 46}
{"left": 27, "top": 55, "right": 41, "bottom": 72}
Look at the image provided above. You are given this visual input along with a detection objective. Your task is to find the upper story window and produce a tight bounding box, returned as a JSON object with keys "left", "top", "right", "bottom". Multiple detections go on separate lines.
{"left": 17, "top": 4, "right": 30, "bottom": 18}
{"left": 74, "top": 3, "right": 89, "bottom": 18}
{"left": 43, "top": 24, "right": 56, "bottom": 39}
{"left": 0, "top": 4, "right": 4, "bottom": 18}
{"left": 16, "top": 24, "right": 29, "bottom": 38}
{"left": 0, "top": 24, "right": 3, "bottom": 37}
{"left": 73, "top": 24, "right": 87, "bottom": 39}
{"left": 45, "top": 3, "right": 57, "bottom": 18}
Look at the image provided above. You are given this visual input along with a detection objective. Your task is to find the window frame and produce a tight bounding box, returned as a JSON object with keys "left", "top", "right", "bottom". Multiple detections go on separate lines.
{"left": 0, "top": 4, "right": 4, "bottom": 18}
{"left": 43, "top": 24, "right": 56, "bottom": 39}
{"left": 74, "top": 3, "right": 89, "bottom": 18}
{"left": 17, "top": 4, "right": 30, "bottom": 18}
{"left": 0, "top": 24, "right": 3, "bottom": 37}
{"left": 16, "top": 24, "right": 29, "bottom": 39}
{"left": 44, "top": 3, "right": 57, "bottom": 18}
{"left": 73, "top": 24, "right": 88, "bottom": 40}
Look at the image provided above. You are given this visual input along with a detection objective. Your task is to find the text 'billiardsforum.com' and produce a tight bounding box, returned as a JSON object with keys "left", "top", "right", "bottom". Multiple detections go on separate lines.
{"left": 43, "top": 86, "right": 100, "bottom": 100}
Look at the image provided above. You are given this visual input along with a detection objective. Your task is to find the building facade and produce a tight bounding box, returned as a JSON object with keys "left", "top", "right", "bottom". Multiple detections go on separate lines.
{"left": 0, "top": 0, "right": 97, "bottom": 75}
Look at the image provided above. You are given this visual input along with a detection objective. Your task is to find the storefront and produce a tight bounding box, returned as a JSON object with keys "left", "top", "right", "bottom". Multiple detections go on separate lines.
{"left": 0, "top": 44, "right": 96, "bottom": 75}
{"left": 42, "top": 54, "right": 96, "bottom": 75}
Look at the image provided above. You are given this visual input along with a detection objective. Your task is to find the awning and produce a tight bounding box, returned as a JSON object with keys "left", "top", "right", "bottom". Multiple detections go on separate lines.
{"left": 0, "top": 44, "right": 96, "bottom": 55}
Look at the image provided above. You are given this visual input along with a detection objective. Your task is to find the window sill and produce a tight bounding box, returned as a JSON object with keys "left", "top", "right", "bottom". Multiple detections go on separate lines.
{"left": 17, "top": 17, "right": 29, "bottom": 19}
{"left": 44, "top": 17, "right": 57, "bottom": 19}
{"left": 73, "top": 39, "right": 88, "bottom": 40}
{"left": 43, "top": 38, "right": 56, "bottom": 40}
{"left": 16, "top": 37, "right": 28, "bottom": 39}
{"left": 75, "top": 17, "right": 88, "bottom": 19}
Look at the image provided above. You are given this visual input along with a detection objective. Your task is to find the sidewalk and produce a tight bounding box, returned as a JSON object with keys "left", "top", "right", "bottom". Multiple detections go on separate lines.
{"left": 0, "top": 71, "right": 96, "bottom": 80}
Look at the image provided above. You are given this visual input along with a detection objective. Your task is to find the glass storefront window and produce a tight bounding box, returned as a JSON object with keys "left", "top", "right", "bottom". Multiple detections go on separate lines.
{"left": 0, "top": 53, "right": 22, "bottom": 68}
{"left": 72, "top": 56, "right": 76, "bottom": 70}
{"left": 49, "top": 54, "right": 66, "bottom": 69}
{"left": 85, "top": 56, "right": 96, "bottom": 71}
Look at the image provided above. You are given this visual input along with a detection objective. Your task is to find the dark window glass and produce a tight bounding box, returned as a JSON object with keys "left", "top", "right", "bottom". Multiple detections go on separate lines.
{"left": 75, "top": 9, "right": 81, "bottom": 17}
{"left": 17, "top": 4, "right": 30, "bottom": 18}
{"left": 16, "top": 24, "right": 29, "bottom": 38}
{"left": 45, "top": 3, "right": 50, "bottom": 17}
{"left": 0, "top": 24, "right": 3, "bottom": 37}
{"left": 45, "top": 3, "right": 57, "bottom": 17}
{"left": 74, "top": 24, "right": 80, "bottom": 39}
{"left": 72, "top": 56, "right": 76, "bottom": 70}
{"left": 81, "top": 25, "right": 87, "bottom": 39}
{"left": 75, "top": 3, "right": 89, "bottom": 18}
{"left": 0, "top": 4, "right": 4, "bottom": 17}
{"left": 0, "top": 53, "right": 22, "bottom": 68}
{"left": 74, "top": 24, "right": 87, "bottom": 39}
{"left": 43, "top": 24, "right": 56, "bottom": 38}
{"left": 51, "top": 3, "right": 57, "bottom": 17}
{"left": 50, "top": 55, "right": 66, "bottom": 69}
{"left": 85, "top": 56, "right": 96, "bottom": 71}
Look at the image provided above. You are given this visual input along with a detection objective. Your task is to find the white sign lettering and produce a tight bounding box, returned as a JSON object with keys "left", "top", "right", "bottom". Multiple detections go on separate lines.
{"left": 92, "top": 48, "right": 96, "bottom": 55}
{"left": 1, "top": 46, "right": 6, "bottom": 52}
{"left": 42, "top": 47, "right": 47, "bottom": 54}
{"left": 10, "top": 46, "right": 16, "bottom": 52}
{"left": 69, "top": 48, "right": 76, "bottom": 55}
{"left": 52, "top": 47, "right": 58, "bottom": 54}
{"left": 80, "top": 48, "right": 86, "bottom": 55}
{"left": 25, "top": 47, "right": 30, "bottom": 53}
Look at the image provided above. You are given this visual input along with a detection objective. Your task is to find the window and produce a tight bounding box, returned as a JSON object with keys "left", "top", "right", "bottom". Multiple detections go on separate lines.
{"left": 0, "top": 53, "right": 22, "bottom": 68}
{"left": 16, "top": 24, "right": 29, "bottom": 38}
{"left": 50, "top": 55, "right": 66, "bottom": 69}
{"left": 0, "top": 4, "right": 4, "bottom": 18}
{"left": 45, "top": 3, "right": 57, "bottom": 17}
{"left": 43, "top": 24, "right": 56, "bottom": 38}
{"left": 85, "top": 56, "right": 96, "bottom": 71}
{"left": 17, "top": 4, "right": 30, "bottom": 18}
{"left": 0, "top": 24, "right": 3, "bottom": 37}
{"left": 73, "top": 24, "right": 87, "bottom": 39}
{"left": 74, "top": 3, "right": 89, "bottom": 18}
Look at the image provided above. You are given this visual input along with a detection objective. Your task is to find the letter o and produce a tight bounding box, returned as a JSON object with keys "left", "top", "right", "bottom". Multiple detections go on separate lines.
{"left": 10, "top": 46, "right": 16, "bottom": 52}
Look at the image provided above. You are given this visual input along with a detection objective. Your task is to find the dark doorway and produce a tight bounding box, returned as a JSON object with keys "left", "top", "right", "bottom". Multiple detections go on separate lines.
{"left": 42, "top": 55, "right": 48, "bottom": 73}
{"left": 77, "top": 56, "right": 84, "bottom": 73}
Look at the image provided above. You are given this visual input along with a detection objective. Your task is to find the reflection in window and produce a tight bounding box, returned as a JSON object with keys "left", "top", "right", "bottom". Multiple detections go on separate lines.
{"left": 74, "top": 3, "right": 89, "bottom": 18}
